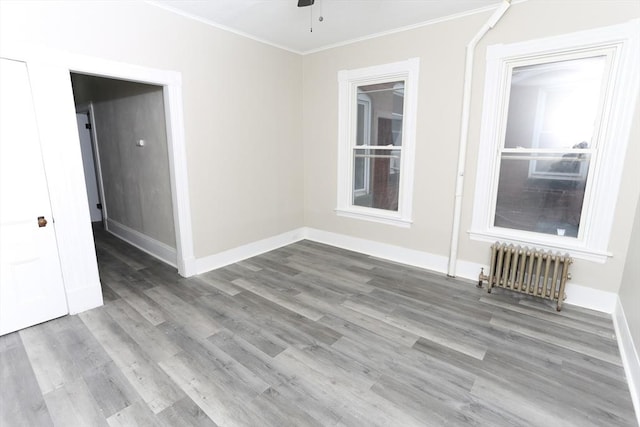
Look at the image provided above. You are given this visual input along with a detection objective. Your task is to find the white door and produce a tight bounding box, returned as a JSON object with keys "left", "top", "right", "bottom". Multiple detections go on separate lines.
{"left": 76, "top": 113, "right": 103, "bottom": 223}
{"left": 0, "top": 58, "right": 68, "bottom": 335}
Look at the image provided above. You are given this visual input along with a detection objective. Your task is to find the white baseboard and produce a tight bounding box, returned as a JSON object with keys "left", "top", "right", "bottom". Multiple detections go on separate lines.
{"left": 613, "top": 297, "right": 640, "bottom": 426}
{"left": 304, "top": 228, "right": 449, "bottom": 273}
{"left": 106, "top": 219, "right": 177, "bottom": 267}
{"left": 189, "top": 226, "right": 617, "bottom": 314}
{"left": 564, "top": 283, "right": 617, "bottom": 314}
{"left": 193, "top": 228, "right": 307, "bottom": 275}
{"left": 455, "top": 259, "right": 486, "bottom": 284}
{"left": 66, "top": 283, "right": 103, "bottom": 314}
{"left": 304, "top": 228, "right": 617, "bottom": 313}
{"left": 179, "top": 256, "right": 197, "bottom": 278}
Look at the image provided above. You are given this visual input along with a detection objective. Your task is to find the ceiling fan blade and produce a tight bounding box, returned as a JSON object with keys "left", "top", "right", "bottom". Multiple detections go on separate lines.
{"left": 298, "top": 0, "right": 314, "bottom": 7}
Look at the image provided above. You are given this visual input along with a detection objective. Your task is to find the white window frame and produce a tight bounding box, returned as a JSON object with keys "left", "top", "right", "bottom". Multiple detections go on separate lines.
{"left": 336, "top": 58, "right": 419, "bottom": 228}
{"left": 470, "top": 20, "right": 640, "bottom": 262}
{"left": 354, "top": 94, "right": 372, "bottom": 197}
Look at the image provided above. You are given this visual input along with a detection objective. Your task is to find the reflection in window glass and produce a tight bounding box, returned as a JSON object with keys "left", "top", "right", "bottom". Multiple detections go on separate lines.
{"left": 504, "top": 56, "right": 605, "bottom": 150}
{"left": 495, "top": 153, "right": 590, "bottom": 237}
{"left": 495, "top": 56, "right": 605, "bottom": 237}
{"left": 353, "top": 149, "right": 401, "bottom": 211}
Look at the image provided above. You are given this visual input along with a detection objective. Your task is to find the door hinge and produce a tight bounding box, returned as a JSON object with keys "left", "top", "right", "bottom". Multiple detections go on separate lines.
{"left": 85, "top": 123, "right": 91, "bottom": 130}
{"left": 97, "top": 203, "right": 102, "bottom": 210}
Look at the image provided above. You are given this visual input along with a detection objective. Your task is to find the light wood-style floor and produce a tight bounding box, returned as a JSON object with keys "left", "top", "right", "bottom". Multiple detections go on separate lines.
{"left": 1, "top": 227, "right": 636, "bottom": 426}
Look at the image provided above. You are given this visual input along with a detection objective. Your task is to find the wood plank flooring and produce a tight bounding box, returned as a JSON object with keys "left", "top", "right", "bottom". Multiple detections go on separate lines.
{"left": 1, "top": 227, "right": 636, "bottom": 426}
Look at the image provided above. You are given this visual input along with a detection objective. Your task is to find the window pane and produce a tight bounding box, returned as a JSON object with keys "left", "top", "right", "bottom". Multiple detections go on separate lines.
{"left": 357, "top": 81, "right": 404, "bottom": 147}
{"left": 494, "top": 153, "right": 590, "bottom": 237}
{"left": 354, "top": 155, "right": 366, "bottom": 191}
{"left": 356, "top": 103, "right": 365, "bottom": 146}
{"left": 353, "top": 81, "right": 404, "bottom": 212}
{"left": 353, "top": 148, "right": 401, "bottom": 211}
{"left": 504, "top": 56, "right": 606, "bottom": 150}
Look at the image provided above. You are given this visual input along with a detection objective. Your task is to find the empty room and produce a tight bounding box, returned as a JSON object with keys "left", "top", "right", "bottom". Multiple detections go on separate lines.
{"left": 1, "top": 0, "right": 639, "bottom": 425}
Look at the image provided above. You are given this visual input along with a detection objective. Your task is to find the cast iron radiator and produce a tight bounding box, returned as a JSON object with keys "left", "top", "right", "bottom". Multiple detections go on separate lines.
{"left": 478, "top": 242, "right": 573, "bottom": 311}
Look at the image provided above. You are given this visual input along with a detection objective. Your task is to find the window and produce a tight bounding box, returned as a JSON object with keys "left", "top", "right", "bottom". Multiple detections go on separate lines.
{"left": 470, "top": 21, "right": 640, "bottom": 262}
{"left": 496, "top": 56, "right": 605, "bottom": 239}
{"left": 336, "top": 58, "right": 419, "bottom": 227}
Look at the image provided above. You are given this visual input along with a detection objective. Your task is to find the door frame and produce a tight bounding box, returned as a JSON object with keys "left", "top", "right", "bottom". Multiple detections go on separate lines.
{"left": 75, "top": 105, "right": 107, "bottom": 227}
{"left": 64, "top": 53, "right": 195, "bottom": 277}
{"left": 0, "top": 43, "right": 195, "bottom": 313}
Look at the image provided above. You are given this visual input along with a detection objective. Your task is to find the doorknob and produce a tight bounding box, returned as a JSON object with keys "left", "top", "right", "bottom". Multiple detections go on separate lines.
{"left": 37, "top": 216, "right": 48, "bottom": 228}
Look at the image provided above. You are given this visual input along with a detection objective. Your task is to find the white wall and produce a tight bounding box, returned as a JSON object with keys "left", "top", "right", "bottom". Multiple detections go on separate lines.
{"left": 1, "top": 0, "right": 638, "bottom": 300}
{"left": 0, "top": 0, "right": 304, "bottom": 261}
{"left": 302, "top": 0, "right": 640, "bottom": 296}
{"left": 620, "top": 196, "right": 640, "bottom": 358}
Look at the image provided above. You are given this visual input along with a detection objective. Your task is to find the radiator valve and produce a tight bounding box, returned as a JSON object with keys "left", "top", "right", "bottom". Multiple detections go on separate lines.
{"left": 477, "top": 268, "right": 488, "bottom": 288}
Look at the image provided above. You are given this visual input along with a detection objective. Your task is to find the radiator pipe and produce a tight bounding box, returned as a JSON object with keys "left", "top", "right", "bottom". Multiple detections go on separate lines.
{"left": 447, "top": 0, "right": 511, "bottom": 278}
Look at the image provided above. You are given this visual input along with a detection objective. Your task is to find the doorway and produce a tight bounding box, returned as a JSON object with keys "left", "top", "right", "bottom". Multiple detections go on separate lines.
{"left": 64, "top": 54, "right": 194, "bottom": 277}
{"left": 0, "top": 47, "right": 193, "bottom": 320}
{"left": 70, "top": 73, "right": 177, "bottom": 267}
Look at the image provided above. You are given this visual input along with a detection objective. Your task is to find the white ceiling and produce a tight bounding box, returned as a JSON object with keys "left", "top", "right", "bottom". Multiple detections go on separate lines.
{"left": 148, "top": 0, "right": 504, "bottom": 54}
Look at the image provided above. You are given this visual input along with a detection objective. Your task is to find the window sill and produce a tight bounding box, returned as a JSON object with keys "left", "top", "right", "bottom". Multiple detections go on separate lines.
{"left": 468, "top": 229, "right": 612, "bottom": 263}
{"left": 335, "top": 208, "right": 412, "bottom": 228}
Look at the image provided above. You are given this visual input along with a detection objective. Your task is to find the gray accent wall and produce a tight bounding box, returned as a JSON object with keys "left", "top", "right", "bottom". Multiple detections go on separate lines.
{"left": 71, "top": 74, "right": 176, "bottom": 248}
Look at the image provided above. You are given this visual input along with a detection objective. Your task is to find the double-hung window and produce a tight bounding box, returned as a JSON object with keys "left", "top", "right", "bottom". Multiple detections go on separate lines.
{"left": 336, "top": 58, "right": 419, "bottom": 227}
{"left": 470, "top": 21, "right": 640, "bottom": 261}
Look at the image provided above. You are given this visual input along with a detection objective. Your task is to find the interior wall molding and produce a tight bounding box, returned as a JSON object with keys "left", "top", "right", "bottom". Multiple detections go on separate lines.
{"left": 613, "top": 296, "right": 640, "bottom": 426}
{"left": 192, "top": 228, "right": 307, "bottom": 275}
{"left": 304, "top": 228, "right": 449, "bottom": 274}
{"left": 106, "top": 219, "right": 178, "bottom": 267}
{"left": 189, "top": 226, "right": 617, "bottom": 314}
{"left": 304, "top": 228, "right": 616, "bottom": 313}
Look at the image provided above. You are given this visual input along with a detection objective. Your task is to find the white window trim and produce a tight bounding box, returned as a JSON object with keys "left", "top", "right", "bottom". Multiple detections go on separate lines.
{"left": 354, "top": 94, "right": 372, "bottom": 197}
{"left": 336, "top": 58, "right": 419, "bottom": 228}
{"left": 470, "top": 20, "right": 640, "bottom": 263}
